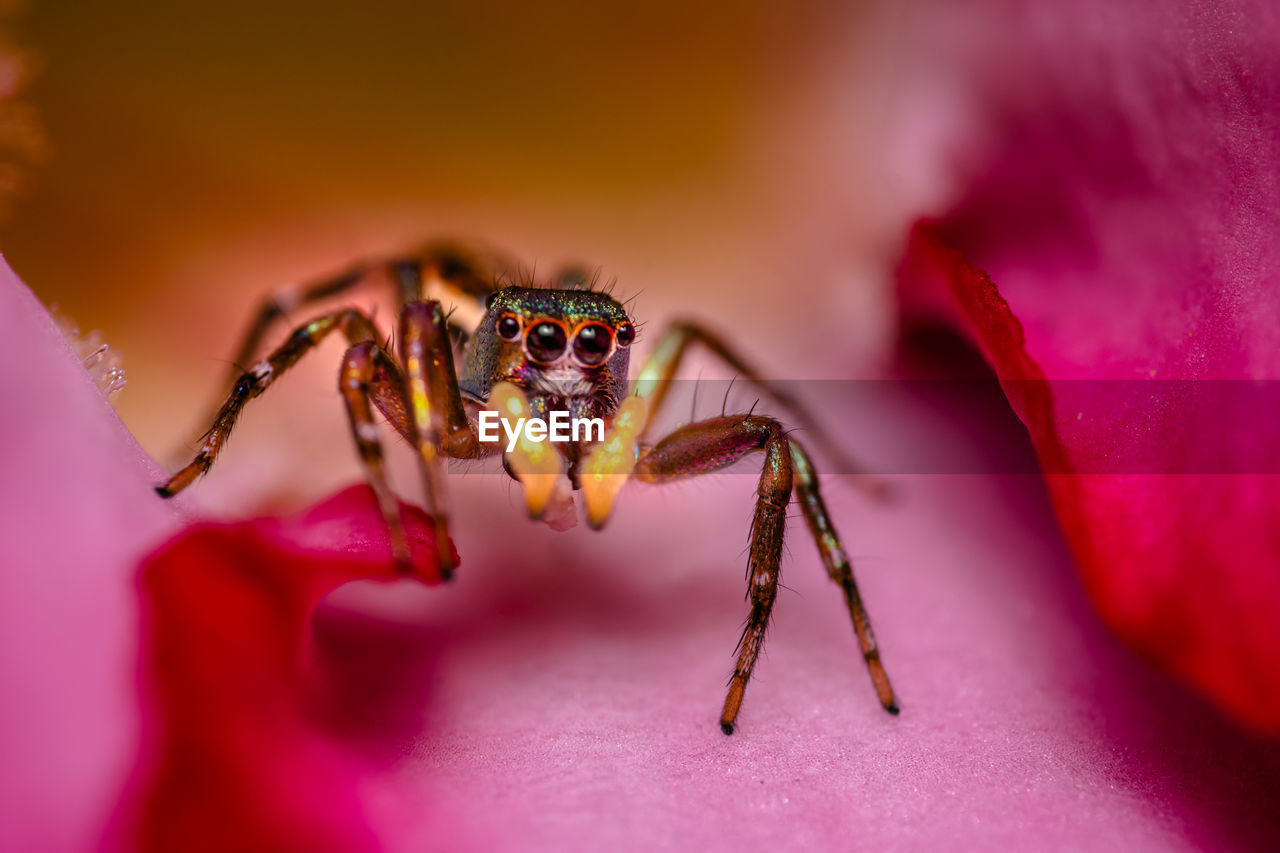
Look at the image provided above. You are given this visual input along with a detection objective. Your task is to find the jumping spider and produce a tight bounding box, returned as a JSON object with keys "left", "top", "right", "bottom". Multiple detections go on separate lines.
{"left": 157, "top": 242, "right": 898, "bottom": 734}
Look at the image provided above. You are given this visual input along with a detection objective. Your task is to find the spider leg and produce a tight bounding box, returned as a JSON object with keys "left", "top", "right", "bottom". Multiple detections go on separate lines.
{"left": 194, "top": 242, "right": 508, "bottom": 449}
{"left": 632, "top": 320, "right": 888, "bottom": 499}
{"left": 228, "top": 242, "right": 505, "bottom": 382}
{"left": 222, "top": 265, "right": 372, "bottom": 399}
{"left": 789, "top": 439, "right": 898, "bottom": 713}
{"left": 633, "top": 414, "right": 794, "bottom": 735}
{"left": 388, "top": 242, "right": 518, "bottom": 417}
{"left": 338, "top": 340, "right": 415, "bottom": 571}
{"left": 398, "top": 300, "right": 496, "bottom": 578}
{"left": 389, "top": 240, "right": 512, "bottom": 335}
{"left": 158, "top": 308, "right": 383, "bottom": 496}
{"left": 360, "top": 351, "right": 414, "bottom": 442}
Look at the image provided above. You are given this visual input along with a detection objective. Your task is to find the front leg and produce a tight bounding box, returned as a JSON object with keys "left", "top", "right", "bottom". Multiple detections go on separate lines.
{"left": 398, "top": 300, "right": 495, "bottom": 578}
{"left": 158, "top": 308, "right": 382, "bottom": 496}
{"left": 634, "top": 414, "right": 794, "bottom": 735}
{"left": 222, "top": 241, "right": 506, "bottom": 399}
{"left": 338, "top": 340, "right": 415, "bottom": 572}
{"left": 186, "top": 242, "right": 506, "bottom": 455}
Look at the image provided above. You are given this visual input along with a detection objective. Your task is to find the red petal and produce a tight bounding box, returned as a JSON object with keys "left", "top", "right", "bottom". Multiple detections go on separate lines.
{"left": 115, "top": 485, "right": 455, "bottom": 851}
{"left": 900, "top": 223, "right": 1280, "bottom": 733}
{"left": 888, "top": 0, "right": 1280, "bottom": 734}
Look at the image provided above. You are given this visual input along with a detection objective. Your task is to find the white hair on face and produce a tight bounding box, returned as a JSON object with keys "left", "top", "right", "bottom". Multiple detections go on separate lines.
{"left": 530, "top": 367, "right": 595, "bottom": 398}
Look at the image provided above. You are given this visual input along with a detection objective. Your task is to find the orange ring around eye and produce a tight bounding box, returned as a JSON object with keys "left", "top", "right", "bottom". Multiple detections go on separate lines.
{"left": 615, "top": 320, "right": 635, "bottom": 347}
{"left": 496, "top": 312, "right": 522, "bottom": 341}
{"left": 524, "top": 318, "right": 569, "bottom": 363}
{"left": 571, "top": 322, "right": 615, "bottom": 366}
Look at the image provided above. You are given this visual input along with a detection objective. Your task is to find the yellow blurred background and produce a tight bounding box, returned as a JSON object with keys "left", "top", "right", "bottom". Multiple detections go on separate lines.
{"left": 0, "top": 1, "right": 914, "bottom": 509}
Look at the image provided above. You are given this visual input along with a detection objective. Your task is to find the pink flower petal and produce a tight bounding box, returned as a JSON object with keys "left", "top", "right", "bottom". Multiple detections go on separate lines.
{"left": 113, "top": 485, "right": 452, "bottom": 852}
{"left": 4, "top": 243, "right": 1280, "bottom": 850}
{"left": 363, "top": 391, "right": 1280, "bottom": 851}
{"left": 893, "top": 0, "right": 1280, "bottom": 730}
{"left": 0, "top": 260, "right": 184, "bottom": 850}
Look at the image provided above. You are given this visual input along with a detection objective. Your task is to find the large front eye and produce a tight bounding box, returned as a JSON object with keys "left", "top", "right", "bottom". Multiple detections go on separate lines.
{"left": 526, "top": 320, "right": 568, "bottom": 362}
{"left": 572, "top": 323, "right": 614, "bottom": 366}
{"left": 496, "top": 313, "right": 521, "bottom": 341}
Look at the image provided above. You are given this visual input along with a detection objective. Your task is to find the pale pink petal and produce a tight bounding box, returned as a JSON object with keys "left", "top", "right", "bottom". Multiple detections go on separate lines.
{"left": 0, "top": 259, "right": 184, "bottom": 850}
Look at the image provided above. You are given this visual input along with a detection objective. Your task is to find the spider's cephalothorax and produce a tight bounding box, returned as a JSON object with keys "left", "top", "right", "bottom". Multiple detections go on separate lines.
{"left": 461, "top": 287, "right": 636, "bottom": 487}
{"left": 158, "top": 242, "right": 898, "bottom": 735}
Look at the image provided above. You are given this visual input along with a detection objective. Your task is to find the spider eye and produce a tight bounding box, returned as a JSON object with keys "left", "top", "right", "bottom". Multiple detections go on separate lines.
{"left": 496, "top": 313, "right": 521, "bottom": 341}
{"left": 526, "top": 320, "right": 567, "bottom": 362}
{"left": 573, "top": 323, "right": 613, "bottom": 366}
{"left": 615, "top": 321, "right": 635, "bottom": 347}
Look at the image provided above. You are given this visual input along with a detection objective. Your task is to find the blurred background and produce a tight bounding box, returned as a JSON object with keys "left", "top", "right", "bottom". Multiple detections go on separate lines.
{"left": 0, "top": 1, "right": 936, "bottom": 511}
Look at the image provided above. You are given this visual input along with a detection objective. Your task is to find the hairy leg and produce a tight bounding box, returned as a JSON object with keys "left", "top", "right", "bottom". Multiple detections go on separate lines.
{"left": 388, "top": 240, "right": 511, "bottom": 338}
{"left": 184, "top": 241, "right": 507, "bottom": 454}
{"left": 632, "top": 320, "right": 887, "bottom": 498}
{"left": 789, "top": 439, "right": 898, "bottom": 713}
{"left": 226, "top": 241, "right": 504, "bottom": 386}
{"left": 338, "top": 340, "right": 414, "bottom": 571}
{"left": 634, "top": 414, "right": 794, "bottom": 735}
{"left": 398, "top": 299, "right": 498, "bottom": 577}
{"left": 158, "top": 308, "right": 382, "bottom": 496}
{"left": 223, "top": 265, "right": 372, "bottom": 397}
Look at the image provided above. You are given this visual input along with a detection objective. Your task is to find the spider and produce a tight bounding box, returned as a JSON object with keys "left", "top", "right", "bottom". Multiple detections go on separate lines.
{"left": 157, "top": 242, "right": 899, "bottom": 734}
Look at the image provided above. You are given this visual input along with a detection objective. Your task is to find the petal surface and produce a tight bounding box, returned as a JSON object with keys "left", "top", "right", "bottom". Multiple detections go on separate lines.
{"left": 115, "top": 485, "right": 454, "bottom": 852}
{"left": 0, "top": 260, "right": 184, "bottom": 851}
{"left": 892, "top": 0, "right": 1280, "bottom": 730}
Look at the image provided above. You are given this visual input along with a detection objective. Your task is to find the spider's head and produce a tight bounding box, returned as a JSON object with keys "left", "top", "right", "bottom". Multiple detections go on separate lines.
{"left": 459, "top": 286, "right": 636, "bottom": 416}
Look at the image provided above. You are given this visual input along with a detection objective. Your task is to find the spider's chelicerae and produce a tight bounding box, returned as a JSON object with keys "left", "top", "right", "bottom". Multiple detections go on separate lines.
{"left": 158, "top": 242, "right": 898, "bottom": 734}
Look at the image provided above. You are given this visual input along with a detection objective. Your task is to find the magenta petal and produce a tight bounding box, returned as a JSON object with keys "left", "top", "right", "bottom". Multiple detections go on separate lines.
{"left": 0, "top": 261, "right": 185, "bottom": 849}
{"left": 114, "top": 484, "right": 453, "bottom": 852}
{"left": 5, "top": 253, "right": 1279, "bottom": 848}
{"left": 893, "top": 0, "right": 1280, "bottom": 730}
